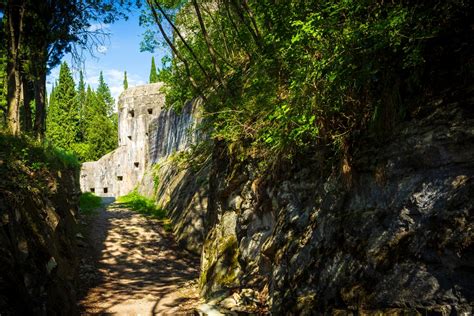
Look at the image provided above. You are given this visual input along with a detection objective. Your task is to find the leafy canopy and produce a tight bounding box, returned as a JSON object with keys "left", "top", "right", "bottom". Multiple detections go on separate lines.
{"left": 143, "top": 0, "right": 472, "bottom": 160}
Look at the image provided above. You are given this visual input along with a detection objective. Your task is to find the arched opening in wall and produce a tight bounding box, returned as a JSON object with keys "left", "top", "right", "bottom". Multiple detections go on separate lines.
{"left": 147, "top": 108, "right": 153, "bottom": 114}
{"left": 134, "top": 162, "right": 139, "bottom": 169}
{"left": 90, "top": 188, "right": 95, "bottom": 193}
{"left": 117, "top": 176, "right": 123, "bottom": 181}
{"left": 145, "top": 132, "right": 149, "bottom": 137}
{"left": 103, "top": 188, "right": 108, "bottom": 193}
{"left": 129, "top": 109, "right": 135, "bottom": 118}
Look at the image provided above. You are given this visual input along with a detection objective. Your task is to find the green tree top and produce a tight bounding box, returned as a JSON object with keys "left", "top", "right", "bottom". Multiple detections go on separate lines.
{"left": 149, "top": 56, "right": 158, "bottom": 83}
{"left": 46, "top": 62, "right": 80, "bottom": 150}
{"left": 96, "top": 71, "right": 115, "bottom": 116}
{"left": 78, "top": 70, "right": 86, "bottom": 105}
{"left": 123, "top": 71, "right": 129, "bottom": 90}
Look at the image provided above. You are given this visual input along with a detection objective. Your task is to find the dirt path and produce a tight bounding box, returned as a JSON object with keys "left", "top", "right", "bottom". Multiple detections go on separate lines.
{"left": 78, "top": 201, "right": 201, "bottom": 315}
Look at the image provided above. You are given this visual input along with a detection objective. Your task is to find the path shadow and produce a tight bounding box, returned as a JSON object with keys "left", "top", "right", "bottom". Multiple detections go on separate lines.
{"left": 100, "top": 197, "right": 116, "bottom": 205}
{"left": 77, "top": 201, "right": 200, "bottom": 315}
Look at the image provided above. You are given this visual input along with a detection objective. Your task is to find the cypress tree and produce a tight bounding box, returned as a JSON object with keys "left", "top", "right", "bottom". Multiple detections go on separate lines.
{"left": 82, "top": 74, "right": 117, "bottom": 161}
{"left": 123, "top": 71, "right": 128, "bottom": 90}
{"left": 149, "top": 56, "right": 158, "bottom": 83}
{"left": 46, "top": 62, "right": 80, "bottom": 151}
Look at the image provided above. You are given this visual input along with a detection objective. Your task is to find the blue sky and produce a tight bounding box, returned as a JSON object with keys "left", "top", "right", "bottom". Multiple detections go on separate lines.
{"left": 47, "top": 9, "right": 168, "bottom": 105}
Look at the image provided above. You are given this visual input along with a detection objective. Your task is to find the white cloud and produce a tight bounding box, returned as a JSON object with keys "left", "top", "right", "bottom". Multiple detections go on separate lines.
{"left": 97, "top": 45, "right": 108, "bottom": 54}
{"left": 47, "top": 64, "right": 147, "bottom": 111}
{"left": 88, "top": 23, "right": 110, "bottom": 33}
{"left": 85, "top": 67, "right": 146, "bottom": 108}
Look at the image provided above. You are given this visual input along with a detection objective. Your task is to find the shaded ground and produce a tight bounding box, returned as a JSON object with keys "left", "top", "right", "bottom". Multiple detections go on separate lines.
{"left": 78, "top": 200, "right": 202, "bottom": 315}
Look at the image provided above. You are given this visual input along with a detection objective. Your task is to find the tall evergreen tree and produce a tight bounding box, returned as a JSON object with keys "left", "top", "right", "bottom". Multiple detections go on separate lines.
{"left": 81, "top": 74, "right": 117, "bottom": 161}
{"left": 77, "top": 70, "right": 86, "bottom": 140}
{"left": 77, "top": 71, "right": 86, "bottom": 106}
{"left": 123, "top": 71, "right": 128, "bottom": 90}
{"left": 149, "top": 56, "right": 158, "bottom": 83}
{"left": 96, "top": 71, "right": 114, "bottom": 116}
{"left": 45, "top": 62, "right": 80, "bottom": 151}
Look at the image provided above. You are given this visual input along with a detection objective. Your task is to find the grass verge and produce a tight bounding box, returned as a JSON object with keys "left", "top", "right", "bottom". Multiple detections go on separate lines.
{"left": 79, "top": 192, "right": 102, "bottom": 214}
{"left": 117, "top": 190, "right": 172, "bottom": 231}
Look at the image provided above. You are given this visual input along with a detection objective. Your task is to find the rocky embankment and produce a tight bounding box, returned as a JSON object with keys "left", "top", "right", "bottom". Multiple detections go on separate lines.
{"left": 199, "top": 90, "right": 474, "bottom": 314}
{"left": 0, "top": 138, "right": 80, "bottom": 315}
{"left": 77, "top": 68, "right": 473, "bottom": 314}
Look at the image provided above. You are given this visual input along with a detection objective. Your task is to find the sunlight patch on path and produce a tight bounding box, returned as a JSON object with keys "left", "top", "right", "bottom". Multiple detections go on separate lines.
{"left": 78, "top": 203, "right": 201, "bottom": 315}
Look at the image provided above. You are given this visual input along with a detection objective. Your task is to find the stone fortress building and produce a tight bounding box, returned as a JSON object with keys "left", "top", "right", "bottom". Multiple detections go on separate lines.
{"left": 80, "top": 83, "right": 200, "bottom": 197}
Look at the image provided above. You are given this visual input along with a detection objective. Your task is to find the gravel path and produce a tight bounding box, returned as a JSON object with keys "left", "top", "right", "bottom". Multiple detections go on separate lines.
{"left": 78, "top": 202, "right": 201, "bottom": 315}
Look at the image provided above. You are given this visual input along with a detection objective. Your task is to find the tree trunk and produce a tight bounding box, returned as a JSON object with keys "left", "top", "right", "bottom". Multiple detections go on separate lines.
{"left": 152, "top": 0, "right": 212, "bottom": 84}
{"left": 191, "top": 0, "right": 223, "bottom": 85}
{"left": 22, "top": 76, "right": 33, "bottom": 132}
{"left": 146, "top": 0, "right": 205, "bottom": 100}
{"left": 6, "top": 60, "right": 20, "bottom": 135}
{"left": 6, "top": 0, "right": 24, "bottom": 136}
{"left": 229, "top": 0, "right": 262, "bottom": 48}
{"left": 33, "top": 71, "right": 46, "bottom": 139}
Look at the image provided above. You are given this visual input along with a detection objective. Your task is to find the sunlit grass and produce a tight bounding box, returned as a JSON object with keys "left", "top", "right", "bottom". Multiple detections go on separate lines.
{"left": 117, "top": 190, "right": 167, "bottom": 219}
{"left": 79, "top": 192, "right": 102, "bottom": 214}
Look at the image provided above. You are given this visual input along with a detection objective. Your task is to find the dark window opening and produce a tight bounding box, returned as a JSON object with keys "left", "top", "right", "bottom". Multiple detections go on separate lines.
{"left": 127, "top": 135, "right": 132, "bottom": 140}
{"left": 147, "top": 108, "right": 153, "bottom": 114}
{"left": 90, "top": 188, "right": 95, "bottom": 193}
{"left": 145, "top": 132, "right": 149, "bottom": 136}
{"left": 129, "top": 109, "right": 135, "bottom": 117}
{"left": 103, "top": 188, "right": 108, "bottom": 193}
{"left": 117, "top": 176, "right": 123, "bottom": 181}
{"left": 134, "top": 162, "right": 139, "bottom": 168}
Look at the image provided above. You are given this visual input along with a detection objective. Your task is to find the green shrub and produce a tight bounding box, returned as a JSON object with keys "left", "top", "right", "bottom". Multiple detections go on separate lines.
{"left": 145, "top": 0, "right": 472, "bottom": 160}
{"left": 79, "top": 192, "right": 102, "bottom": 214}
{"left": 0, "top": 131, "right": 80, "bottom": 172}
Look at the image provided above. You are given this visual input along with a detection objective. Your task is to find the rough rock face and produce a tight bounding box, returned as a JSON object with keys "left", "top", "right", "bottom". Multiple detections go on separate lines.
{"left": 139, "top": 99, "right": 207, "bottom": 255}
{"left": 138, "top": 162, "right": 208, "bottom": 255}
{"left": 0, "top": 161, "right": 80, "bottom": 315}
{"left": 148, "top": 99, "right": 201, "bottom": 164}
{"left": 200, "top": 96, "right": 474, "bottom": 314}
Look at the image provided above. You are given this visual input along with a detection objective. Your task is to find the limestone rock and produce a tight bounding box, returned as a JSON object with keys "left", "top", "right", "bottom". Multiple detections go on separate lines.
{"left": 200, "top": 98, "right": 474, "bottom": 314}
{"left": 0, "top": 163, "right": 79, "bottom": 315}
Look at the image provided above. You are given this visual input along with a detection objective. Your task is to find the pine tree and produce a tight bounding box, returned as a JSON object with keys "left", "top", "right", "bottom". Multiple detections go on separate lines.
{"left": 78, "top": 71, "right": 86, "bottom": 106}
{"left": 96, "top": 71, "right": 115, "bottom": 116}
{"left": 82, "top": 74, "right": 118, "bottom": 161}
{"left": 77, "top": 71, "right": 86, "bottom": 140}
{"left": 123, "top": 71, "right": 129, "bottom": 90}
{"left": 149, "top": 56, "right": 158, "bottom": 83}
{"left": 46, "top": 62, "right": 80, "bottom": 151}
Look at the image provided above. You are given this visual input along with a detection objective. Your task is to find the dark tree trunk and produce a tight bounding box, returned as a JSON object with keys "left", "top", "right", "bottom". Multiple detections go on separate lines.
{"left": 146, "top": 0, "right": 205, "bottom": 99}
{"left": 21, "top": 76, "right": 33, "bottom": 132}
{"left": 152, "top": 0, "right": 212, "bottom": 85}
{"left": 6, "top": 0, "right": 25, "bottom": 136}
{"left": 191, "top": 0, "right": 223, "bottom": 85}
{"left": 33, "top": 71, "right": 46, "bottom": 139}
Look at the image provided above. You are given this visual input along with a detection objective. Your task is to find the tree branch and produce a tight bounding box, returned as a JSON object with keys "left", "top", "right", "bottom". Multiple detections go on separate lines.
{"left": 152, "top": 0, "right": 212, "bottom": 84}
